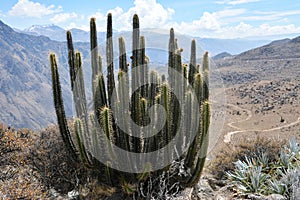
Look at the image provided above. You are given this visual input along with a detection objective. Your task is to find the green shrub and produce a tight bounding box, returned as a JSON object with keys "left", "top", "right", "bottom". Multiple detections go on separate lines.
{"left": 227, "top": 138, "right": 300, "bottom": 199}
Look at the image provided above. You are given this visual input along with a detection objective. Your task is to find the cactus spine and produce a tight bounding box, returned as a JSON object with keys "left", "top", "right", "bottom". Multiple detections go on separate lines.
{"left": 50, "top": 13, "right": 211, "bottom": 195}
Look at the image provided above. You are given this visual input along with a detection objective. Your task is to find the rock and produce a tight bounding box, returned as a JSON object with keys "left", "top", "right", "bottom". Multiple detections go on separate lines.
{"left": 248, "top": 194, "right": 267, "bottom": 200}
{"left": 67, "top": 190, "right": 79, "bottom": 200}
{"left": 193, "top": 177, "right": 215, "bottom": 200}
{"left": 174, "top": 188, "right": 193, "bottom": 200}
{"left": 247, "top": 194, "right": 286, "bottom": 200}
{"left": 265, "top": 194, "right": 286, "bottom": 200}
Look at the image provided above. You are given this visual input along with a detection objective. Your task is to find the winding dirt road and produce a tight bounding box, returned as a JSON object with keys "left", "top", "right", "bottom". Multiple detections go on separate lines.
{"left": 224, "top": 103, "right": 300, "bottom": 143}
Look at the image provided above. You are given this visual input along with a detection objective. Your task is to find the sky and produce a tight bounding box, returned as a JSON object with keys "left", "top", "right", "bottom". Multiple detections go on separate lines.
{"left": 1, "top": 0, "right": 300, "bottom": 39}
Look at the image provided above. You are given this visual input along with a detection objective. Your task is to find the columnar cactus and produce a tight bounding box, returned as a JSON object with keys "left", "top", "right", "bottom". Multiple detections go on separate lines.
{"left": 50, "top": 13, "right": 211, "bottom": 196}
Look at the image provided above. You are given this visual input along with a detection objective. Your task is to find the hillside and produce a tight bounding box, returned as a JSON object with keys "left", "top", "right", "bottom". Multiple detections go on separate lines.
{"left": 0, "top": 20, "right": 89, "bottom": 129}
{"left": 236, "top": 37, "right": 300, "bottom": 60}
{"left": 21, "top": 24, "right": 106, "bottom": 43}
{"left": 215, "top": 35, "right": 300, "bottom": 85}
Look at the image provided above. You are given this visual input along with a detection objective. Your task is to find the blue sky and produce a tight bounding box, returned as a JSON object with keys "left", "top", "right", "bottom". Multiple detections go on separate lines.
{"left": 1, "top": 0, "right": 300, "bottom": 38}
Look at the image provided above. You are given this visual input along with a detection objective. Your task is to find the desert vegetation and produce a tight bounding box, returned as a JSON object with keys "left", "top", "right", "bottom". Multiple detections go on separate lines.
{"left": 49, "top": 13, "right": 210, "bottom": 199}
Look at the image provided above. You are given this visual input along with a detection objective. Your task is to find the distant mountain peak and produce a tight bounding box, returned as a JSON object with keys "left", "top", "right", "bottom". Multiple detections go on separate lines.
{"left": 269, "top": 38, "right": 290, "bottom": 45}
{"left": 212, "top": 52, "right": 232, "bottom": 60}
{"left": 24, "top": 24, "right": 65, "bottom": 32}
{"left": 0, "top": 20, "right": 15, "bottom": 35}
{"left": 290, "top": 36, "right": 300, "bottom": 43}
{"left": 236, "top": 35, "right": 300, "bottom": 60}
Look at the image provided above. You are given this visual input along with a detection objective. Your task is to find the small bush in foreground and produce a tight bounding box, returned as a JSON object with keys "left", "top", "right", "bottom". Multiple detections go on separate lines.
{"left": 226, "top": 138, "right": 300, "bottom": 199}
{"left": 211, "top": 137, "right": 284, "bottom": 180}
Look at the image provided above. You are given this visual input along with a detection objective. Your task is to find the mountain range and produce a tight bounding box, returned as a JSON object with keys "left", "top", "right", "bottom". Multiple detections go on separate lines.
{"left": 19, "top": 24, "right": 270, "bottom": 56}
{"left": 0, "top": 19, "right": 299, "bottom": 129}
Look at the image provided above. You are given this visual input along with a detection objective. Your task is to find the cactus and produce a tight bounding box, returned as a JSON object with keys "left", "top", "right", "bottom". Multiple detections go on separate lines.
{"left": 50, "top": 13, "right": 211, "bottom": 196}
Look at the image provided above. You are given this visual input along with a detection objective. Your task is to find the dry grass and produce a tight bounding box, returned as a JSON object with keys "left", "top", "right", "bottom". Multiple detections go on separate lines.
{"left": 0, "top": 122, "right": 122, "bottom": 199}
{"left": 0, "top": 124, "right": 50, "bottom": 199}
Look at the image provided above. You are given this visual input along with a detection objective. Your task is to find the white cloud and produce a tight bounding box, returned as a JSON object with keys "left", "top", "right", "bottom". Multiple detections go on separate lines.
{"left": 165, "top": 8, "right": 300, "bottom": 39}
{"left": 170, "top": 9, "right": 246, "bottom": 35}
{"left": 223, "top": 23, "right": 300, "bottom": 38}
{"left": 50, "top": 12, "right": 78, "bottom": 23}
{"left": 9, "top": 0, "right": 62, "bottom": 17}
{"left": 67, "top": 22, "right": 89, "bottom": 32}
{"left": 89, "top": 0, "right": 174, "bottom": 31}
{"left": 189, "top": 22, "right": 300, "bottom": 39}
{"left": 176, "top": 12, "right": 221, "bottom": 33}
{"left": 244, "top": 10, "right": 300, "bottom": 21}
{"left": 216, "top": 0, "right": 260, "bottom": 5}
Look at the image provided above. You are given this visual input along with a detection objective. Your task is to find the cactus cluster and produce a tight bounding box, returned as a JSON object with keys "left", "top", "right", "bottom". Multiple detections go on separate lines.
{"left": 50, "top": 13, "right": 210, "bottom": 195}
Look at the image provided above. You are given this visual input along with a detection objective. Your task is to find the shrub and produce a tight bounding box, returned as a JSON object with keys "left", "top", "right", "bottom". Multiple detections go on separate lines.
{"left": 226, "top": 138, "right": 300, "bottom": 199}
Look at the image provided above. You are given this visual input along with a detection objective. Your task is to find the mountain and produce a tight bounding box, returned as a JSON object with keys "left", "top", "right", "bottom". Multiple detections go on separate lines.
{"left": 214, "top": 35, "right": 300, "bottom": 86}
{"left": 23, "top": 24, "right": 66, "bottom": 41}
{"left": 235, "top": 37, "right": 300, "bottom": 60}
{"left": 0, "top": 20, "right": 90, "bottom": 129}
{"left": 196, "top": 38, "right": 270, "bottom": 56}
{"left": 21, "top": 25, "right": 270, "bottom": 55}
{"left": 212, "top": 52, "right": 232, "bottom": 60}
{"left": 21, "top": 25, "right": 106, "bottom": 42}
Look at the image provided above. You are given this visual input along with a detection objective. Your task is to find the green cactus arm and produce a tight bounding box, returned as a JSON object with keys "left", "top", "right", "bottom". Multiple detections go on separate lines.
{"left": 100, "top": 106, "right": 116, "bottom": 159}
{"left": 73, "top": 51, "right": 88, "bottom": 117}
{"left": 168, "top": 28, "right": 175, "bottom": 69}
{"left": 118, "top": 38, "right": 130, "bottom": 121}
{"left": 160, "top": 83, "right": 170, "bottom": 138}
{"left": 131, "top": 14, "right": 141, "bottom": 126}
{"left": 202, "top": 52, "right": 209, "bottom": 101}
{"left": 132, "top": 14, "right": 140, "bottom": 70}
{"left": 149, "top": 70, "right": 160, "bottom": 105}
{"left": 50, "top": 53, "right": 78, "bottom": 161}
{"left": 94, "top": 54, "right": 106, "bottom": 126}
{"left": 118, "top": 37, "right": 128, "bottom": 73}
{"left": 94, "top": 73, "right": 108, "bottom": 121}
{"left": 153, "top": 93, "right": 165, "bottom": 165}
{"left": 160, "top": 83, "right": 173, "bottom": 163}
{"left": 139, "top": 36, "right": 148, "bottom": 98}
{"left": 90, "top": 18, "right": 99, "bottom": 88}
{"left": 98, "top": 54, "right": 103, "bottom": 73}
{"left": 74, "top": 118, "right": 93, "bottom": 167}
{"left": 117, "top": 70, "right": 132, "bottom": 152}
{"left": 187, "top": 101, "right": 210, "bottom": 186}
{"left": 194, "top": 73, "right": 204, "bottom": 103}
{"left": 72, "top": 51, "right": 92, "bottom": 152}
{"left": 188, "top": 39, "right": 197, "bottom": 86}
{"left": 183, "top": 91, "right": 194, "bottom": 168}
{"left": 168, "top": 28, "right": 175, "bottom": 88}
{"left": 66, "top": 31, "right": 76, "bottom": 90}
{"left": 106, "top": 13, "right": 116, "bottom": 108}
{"left": 187, "top": 73, "right": 203, "bottom": 170}
{"left": 139, "top": 97, "right": 148, "bottom": 152}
